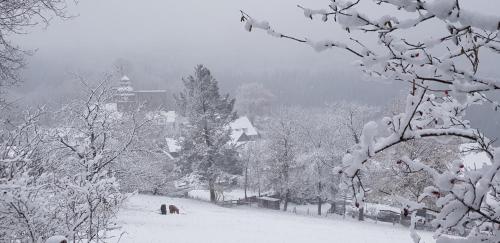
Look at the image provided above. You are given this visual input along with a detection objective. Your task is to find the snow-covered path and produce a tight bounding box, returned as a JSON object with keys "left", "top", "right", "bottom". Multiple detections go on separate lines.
{"left": 116, "top": 194, "right": 435, "bottom": 243}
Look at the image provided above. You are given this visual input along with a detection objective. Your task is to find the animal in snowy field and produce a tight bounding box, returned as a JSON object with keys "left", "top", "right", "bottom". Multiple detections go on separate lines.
{"left": 160, "top": 204, "right": 167, "bottom": 215}
{"left": 169, "top": 204, "right": 179, "bottom": 214}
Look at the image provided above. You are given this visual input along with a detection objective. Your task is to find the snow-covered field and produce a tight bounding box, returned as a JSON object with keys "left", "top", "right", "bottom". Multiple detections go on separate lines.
{"left": 188, "top": 189, "right": 400, "bottom": 217}
{"left": 188, "top": 189, "right": 256, "bottom": 201}
{"left": 115, "top": 194, "right": 435, "bottom": 243}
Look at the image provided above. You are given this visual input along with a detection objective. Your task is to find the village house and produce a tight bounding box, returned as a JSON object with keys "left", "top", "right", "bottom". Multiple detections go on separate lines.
{"left": 229, "top": 116, "right": 259, "bottom": 147}
{"left": 164, "top": 115, "right": 260, "bottom": 157}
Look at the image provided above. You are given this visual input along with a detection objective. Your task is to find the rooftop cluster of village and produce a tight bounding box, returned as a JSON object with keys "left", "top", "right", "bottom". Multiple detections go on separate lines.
{"left": 106, "top": 75, "right": 260, "bottom": 159}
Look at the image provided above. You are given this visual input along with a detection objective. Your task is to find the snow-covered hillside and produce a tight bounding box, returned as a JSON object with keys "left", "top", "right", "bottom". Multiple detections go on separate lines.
{"left": 115, "top": 194, "right": 435, "bottom": 243}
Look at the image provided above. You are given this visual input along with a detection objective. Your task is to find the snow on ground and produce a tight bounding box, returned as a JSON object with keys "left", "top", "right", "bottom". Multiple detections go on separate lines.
{"left": 116, "top": 194, "right": 435, "bottom": 243}
{"left": 187, "top": 189, "right": 257, "bottom": 201}
{"left": 188, "top": 189, "right": 400, "bottom": 216}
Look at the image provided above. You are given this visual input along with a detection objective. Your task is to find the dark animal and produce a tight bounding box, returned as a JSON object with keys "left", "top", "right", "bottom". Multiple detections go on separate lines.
{"left": 160, "top": 204, "right": 167, "bottom": 215}
{"left": 169, "top": 205, "right": 179, "bottom": 214}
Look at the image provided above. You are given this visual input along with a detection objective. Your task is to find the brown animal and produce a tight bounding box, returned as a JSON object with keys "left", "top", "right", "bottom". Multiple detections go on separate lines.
{"left": 169, "top": 205, "right": 179, "bottom": 214}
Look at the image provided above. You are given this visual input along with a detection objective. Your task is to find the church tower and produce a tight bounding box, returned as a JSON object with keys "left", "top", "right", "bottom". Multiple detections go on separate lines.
{"left": 116, "top": 75, "right": 137, "bottom": 111}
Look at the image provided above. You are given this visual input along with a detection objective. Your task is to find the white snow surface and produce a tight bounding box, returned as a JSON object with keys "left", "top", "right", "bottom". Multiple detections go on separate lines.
{"left": 188, "top": 189, "right": 257, "bottom": 201}
{"left": 189, "top": 189, "right": 400, "bottom": 215}
{"left": 230, "top": 130, "right": 246, "bottom": 145}
{"left": 165, "top": 111, "right": 177, "bottom": 123}
{"left": 115, "top": 194, "right": 435, "bottom": 243}
{"left": 45, "top": 235, "right": 68, "bottom": 243}
{"left": 230, "top": 116, "right": 258, "bottom": 136}
{"left": 460, "top": 143, "right": 492, "bottom": 170}
{"left": 165, "top": 138, "right": 181, "bottom": 153}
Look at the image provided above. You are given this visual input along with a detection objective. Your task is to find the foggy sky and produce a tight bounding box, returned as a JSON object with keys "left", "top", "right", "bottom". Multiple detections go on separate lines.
{"left": 8, "top": 0, "right": 500, "bottom": 139}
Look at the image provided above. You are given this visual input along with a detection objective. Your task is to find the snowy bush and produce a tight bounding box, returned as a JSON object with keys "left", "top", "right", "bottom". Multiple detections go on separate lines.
{"left": 115, "top": 120, "right": 175, "bottom": 195}
{"left": 0, "top": 79, "right": 145, "bottom": 242}
{"left": 48, "top": 80, "right": 144, "bottom": 242}
{"left": 0, "top": 109, "right": 64, "bottom": 242}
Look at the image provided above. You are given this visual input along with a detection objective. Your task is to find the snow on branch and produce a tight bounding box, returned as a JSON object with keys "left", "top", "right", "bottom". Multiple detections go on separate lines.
{"left": 241, "top": 1, "right": 500, "bottom": 95}
{"left": 241, "top": 1, "right": 500, "bottom": 241}
{"left": 240, "top": 10, "right": 365, "bottom": 57}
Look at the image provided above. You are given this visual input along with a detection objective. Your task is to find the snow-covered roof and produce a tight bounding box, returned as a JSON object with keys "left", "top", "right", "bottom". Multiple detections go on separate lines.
{"left": 104, "top": 103, "right": 123, "bottom": 120}
{"left": 461, "top": 143, "right": 492, "bottom": 170}
{"left": 230, "top": 130, "right": 246, "bottom": 144}
{"left": 121, "top": 75, "right": 130, "bottom": 81}
{"left": 146, "top": 111, "right": 178, "bottom": 123}
{"left": 45, "top": 236, "right": 68, "bottom": 243}
{"left": 104, "top": 103, "right": 118, "bottom": 112}
{"left": 229, "top": 116, "right": 258, "bottom": 146}
{"left": 258, "top": 196, "right": 280, "bottom": 202}
{"left": 365, "top": 202, "right": 400, "bottom": 214}
{"left": 230, "top": 116, "right": 258, "bottom": 136}
{"left": 165, "top": 111, "right": 177, "bottom": 123}
{"left": 134, "top": 90, "right": 167, "bottom": 93}
{"left": 166, "top": 138, "right": 181, "bottom": 153}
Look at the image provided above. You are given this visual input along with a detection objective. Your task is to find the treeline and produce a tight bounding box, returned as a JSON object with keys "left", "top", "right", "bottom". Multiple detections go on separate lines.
{"left": 0, "top": 65, "right": 459, "bottom": 242}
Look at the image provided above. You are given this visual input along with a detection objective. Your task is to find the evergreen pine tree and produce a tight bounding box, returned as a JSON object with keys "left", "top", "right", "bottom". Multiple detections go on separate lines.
{"left": 176, "top": 65, "right": 239, "bottom": 202}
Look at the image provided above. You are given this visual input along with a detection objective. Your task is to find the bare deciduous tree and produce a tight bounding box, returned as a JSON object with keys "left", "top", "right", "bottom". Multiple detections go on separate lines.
{"left": 0, "top": 0, "right": 69, "bottom": 87}
{"left": 52, "top": 78, "right": 145, "bottom": 242}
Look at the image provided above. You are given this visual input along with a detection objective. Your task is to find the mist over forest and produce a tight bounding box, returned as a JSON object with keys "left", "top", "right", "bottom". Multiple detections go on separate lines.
{"left": 7, "top": 0, "right": 498, "bottom": 138}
